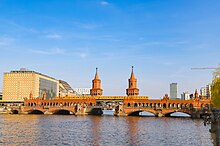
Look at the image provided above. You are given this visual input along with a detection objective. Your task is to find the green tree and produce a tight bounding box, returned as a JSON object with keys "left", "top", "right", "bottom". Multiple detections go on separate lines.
{"left": 212, "top": 78, "right": 220, "bottom": 108}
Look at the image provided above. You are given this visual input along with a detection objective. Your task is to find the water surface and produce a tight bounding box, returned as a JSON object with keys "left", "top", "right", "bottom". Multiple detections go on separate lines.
{"left": 0, "top": 114, "right": 213, "bottom": 146}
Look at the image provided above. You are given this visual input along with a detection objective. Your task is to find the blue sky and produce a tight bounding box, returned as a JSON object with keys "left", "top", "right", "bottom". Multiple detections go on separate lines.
{"left": 0, "top": 0, "right": 219, "bottom": 98}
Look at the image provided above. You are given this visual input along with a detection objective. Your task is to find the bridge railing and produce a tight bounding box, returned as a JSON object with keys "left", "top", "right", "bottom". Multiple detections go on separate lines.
{"left": 123, "top": 105, "right": 194, "bottom": 110}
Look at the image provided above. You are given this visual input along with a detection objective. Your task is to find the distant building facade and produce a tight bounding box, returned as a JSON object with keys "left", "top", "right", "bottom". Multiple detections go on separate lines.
{"left": 3, "top": 68, "right": 59, "bottom": 101}
{"left": 59, "top": 80, "right": 75, "bottom": 97}
{"left": 200, "top": 87, "right": 206, "bottom": 97}
{"left": 181, "top": 92, "right": 190, "bottom": 100}
{"left": 73, "top": 88, "right": 90, "bottom": 95}
{"left": 200, "top": 84, "right": 211, "bottom": 99}
{"left": 170, "top": 83, "right": 178, "bottom": 100}
{"left": 206, "top": 84, "right": 211, "bottom": 98}
{"left": 0, "top": 92, "right": 2, "bottom": 100}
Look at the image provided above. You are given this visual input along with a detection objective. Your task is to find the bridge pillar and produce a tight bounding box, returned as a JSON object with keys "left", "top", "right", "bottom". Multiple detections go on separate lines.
{"left": 191, "top": 108, "right": 202, "bottom": 118}
{"left": 114, "top": 105, "right": 127, "bottom": 116}
{"left": 44, "top": 111, "right": 52, "bottom": 115}
{"left": 75, "top": 104, "right": 87, "bottom": 115}
{"left": 155, "top": 110, "right": 164, "bottom": 117}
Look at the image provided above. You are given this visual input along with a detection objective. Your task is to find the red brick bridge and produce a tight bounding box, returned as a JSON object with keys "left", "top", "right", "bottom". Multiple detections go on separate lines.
{"left": 20, "top": 92, "right": 211, "bottom": 118}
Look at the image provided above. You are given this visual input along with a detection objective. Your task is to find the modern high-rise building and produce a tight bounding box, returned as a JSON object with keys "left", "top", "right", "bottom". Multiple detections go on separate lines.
{"left": 3, "top": 68, "right": 59, "bottom": 101}
{"left": 170, "top": 83, "right": 178, "bottom": 99}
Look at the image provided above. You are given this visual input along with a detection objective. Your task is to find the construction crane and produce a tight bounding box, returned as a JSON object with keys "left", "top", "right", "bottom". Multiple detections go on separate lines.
{"left": 191, "top": 67, "right": 217, "bottom": 70}
{"left": 191, "top": 64, "right": 220, "bottom": 79}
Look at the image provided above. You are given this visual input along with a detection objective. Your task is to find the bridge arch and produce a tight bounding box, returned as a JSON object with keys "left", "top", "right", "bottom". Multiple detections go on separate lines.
{"left": 164, "top": 111, "right": 191, "bottom": 117}
{"left": 28, "top": 110, "right": 44, "bottom": 114}
{"left": 127, "top": 109, "right": 156, "bottom": 116}
{"left": 171, "top": 112, "right": 191, "bottom": 117}
{"left": 11, "top": 110, "right": 19, "bottom": 114}
{"left": 51, "top": 109, "right": 74, "bottom": 115}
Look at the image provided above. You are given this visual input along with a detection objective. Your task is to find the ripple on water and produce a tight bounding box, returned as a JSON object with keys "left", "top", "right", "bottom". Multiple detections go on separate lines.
{"left": 0, "top": 115, "right": 213, "bottom": 146}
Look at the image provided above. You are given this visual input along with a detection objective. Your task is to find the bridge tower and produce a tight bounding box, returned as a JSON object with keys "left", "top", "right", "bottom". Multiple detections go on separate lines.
{"left": 195, "top": 89, "right": 199, "bottom": 99}
{"left": 90, "top": 68, "right": 103, "bottom": 96}
{"left": 126, "top": 66, "right": 139, "bottom": 96}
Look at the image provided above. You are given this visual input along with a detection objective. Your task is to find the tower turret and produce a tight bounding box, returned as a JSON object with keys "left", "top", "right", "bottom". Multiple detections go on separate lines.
{"left": 90, "top": 68, "right": 103, "bottom": 96}
{"left": 195, "top": 89, "right": 199, "bottom": 99}
{"left": 126, "top": 66, "right": 139, "bottom": 96}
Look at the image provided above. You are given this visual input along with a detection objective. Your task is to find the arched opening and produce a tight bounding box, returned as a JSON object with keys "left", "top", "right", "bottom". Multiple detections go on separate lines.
{"left": 127, "top": 103, "right": 131, "bottom": 107}
{"left": 138, "top": 103, "right": 141, "bottom": 107}
{"left": 205, "top": 104, "right": 210, "bottom": 109}
{"left": 134, "top": 103, "right": 138, "bottom": 107}
{"left": 190, "top": 104, "right": 193, "bottom": 109}
{"left": 150, "top": 103, "right": 152, "bottom": 108}
{"left": 146, "top": 103, "right": 149, "bottom": 107}
{"left": 139, "top": 111, "right": 155, "bottom": 117}
{"left": 163, "top": 103, "right": 166, "bottom": 108}
{"left": 169, "top": 112, "right": 191, "bottom": 118}
{"left": 128, "top": 110, "right": 155, "bottom": 116}
{"left": 201, "top": 104, "right": 204, "bottom": 108}
{"left": 53, "top": 110, "right": 72, "bottom": 115}
{"left": 28, "top": 110, "right": 44, "bottom": 114}
{"left": 158, "top": 103, "right": 161, "bottom": 107}
{"left": 168, "top": 103, "right": 171, "bottom": 108}
{"left": 177, "top": 104, "right": 180, "bottom": 109}
{"left": 142, "top": 103, "right": 145, "bottom": 107}
{"left": 11, "top": 110, "right": 19, "bottom": 114}
{"left": 90, "top": 102, "right": 93, "bottom": 106}
{"left": 181, "top": 104, "right": 185, "bottom": 109}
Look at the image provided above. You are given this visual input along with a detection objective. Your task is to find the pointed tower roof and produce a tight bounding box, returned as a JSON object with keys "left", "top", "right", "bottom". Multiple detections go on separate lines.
{"left": 94, "top": 67, "right": 99, "bottom": 79}
{"left": 195, "top": 89, "right": 199, "bottom": 99}
{"left": 130, "top": 66, "right": 135, "bottom": 79}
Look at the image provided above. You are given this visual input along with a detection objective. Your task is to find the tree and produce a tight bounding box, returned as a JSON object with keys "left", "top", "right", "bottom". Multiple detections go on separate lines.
{"left": 212, "top": 73, "right": 220, "bottom": 108}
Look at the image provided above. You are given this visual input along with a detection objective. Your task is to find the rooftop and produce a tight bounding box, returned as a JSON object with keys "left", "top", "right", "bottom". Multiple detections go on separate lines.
{"left": 7, "top": 68, "right": 57, "bottom": 81}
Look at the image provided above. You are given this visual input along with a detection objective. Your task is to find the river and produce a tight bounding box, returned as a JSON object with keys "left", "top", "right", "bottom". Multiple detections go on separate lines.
{"left": 0, "top": 112, "right": 213, "bottom": 146}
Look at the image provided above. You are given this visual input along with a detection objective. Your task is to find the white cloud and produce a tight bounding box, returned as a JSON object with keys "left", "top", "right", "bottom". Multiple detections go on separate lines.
{"left": 0, "top": 36, "right": 14, "bottom": 46}
{"left": 79, "top": 53, "right": 87, "bottom": 59}
{"left": 72, "top": 21, "right": 99, "bottom": 30}
{"left": 45, "top": 34, "right": 62, "bottom": 39}
{"left": 0, "top": 19, "right": 37, "bottom": 33}
{"left": 32, "top": 48, "right": 65, "bottom": 55}
{"left": 31, "top": 48, "right": 89, "bottom": 59}
{"left": 100, "top": 1, "right": 109, "bottom": 6}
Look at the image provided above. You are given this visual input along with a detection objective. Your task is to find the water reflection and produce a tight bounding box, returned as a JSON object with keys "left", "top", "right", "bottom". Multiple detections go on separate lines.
{"left": 90, "top": 116, "right": 101, "bottom": 145}
{"left": 0, "top": 114, "right": 213, "bottom": 146}
{"left": 127, "top": 117, "right": 138, "bottom": 144}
